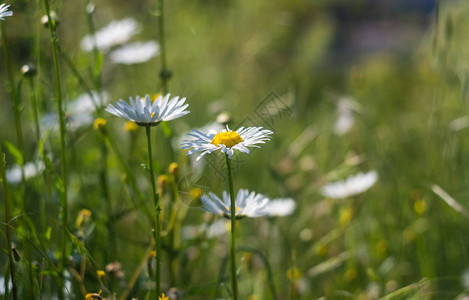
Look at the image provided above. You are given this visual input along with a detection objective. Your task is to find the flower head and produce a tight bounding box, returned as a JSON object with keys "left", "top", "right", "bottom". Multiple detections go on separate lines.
{"left": 265, "top": 198, "right": 296, "bottom": 217}
{"left": 320, "top": 171, "right": 378, "bottom": 199}
{"left": 6, "top": 161, "right": 45, "bottom": 184}
{"left": 0, "top": 4, "right": 12, "bottom": 21}
{"left": 110, "top": 41, "right": 160, "bottom": 64}
{"left": 182, "top": 126, "right": 273, "bottom": 160}
{"left": 81, "top": 18, "right": 140, "bottom": 52}
{"left": 201, "top": 189, "right": 270, "bottom": 219}
{"left": 105, "top": 93, "right": 190, "bottom": 127}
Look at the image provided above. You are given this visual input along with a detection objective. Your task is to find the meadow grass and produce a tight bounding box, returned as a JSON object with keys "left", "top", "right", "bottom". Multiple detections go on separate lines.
{"left": 1, "top": 0, "right": 469, "bottom": 299}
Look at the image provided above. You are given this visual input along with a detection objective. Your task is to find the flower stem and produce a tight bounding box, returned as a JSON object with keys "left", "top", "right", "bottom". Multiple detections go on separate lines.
{"left": 158, "top": 0, "right": 168, "bottom": 93}
{"left": 225, "top": 154, "right": 238, "bottom": 300}
{"left": 145, "top": 126, "right": 161, "bottom": 297}
{"left": 42, "top": 0, "right": 68, "bottom": 298}
{"left": 1, "top": 150, "right": 18, "bottom": 300}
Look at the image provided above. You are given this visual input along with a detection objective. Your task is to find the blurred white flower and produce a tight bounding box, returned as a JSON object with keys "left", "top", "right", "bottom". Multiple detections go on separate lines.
{"left": 450, "top": 116, "right": 469, "bottom": 131}
{"left": 110, "top": 41, "right": 159, "bottom": 64}
{"left": 41, "top": 91, "right": 108, "bottom": 131}
{"left": 6, "top": 161, "right": 45, "bottom": 184}
{"left": 334, "top": 97, "right": 360, "bottom": 136}
{"left": 106, "top": 93, "right": 190, "bottom": 126}
{"left": 320, "top": 171, "right": 378, "bottom": 199}
{"left": 201, "top": 189, "right": 270, "bottom": 219}
{"left": 182, "top": 219, "right": 228, "bottom": 240}
{"left": 182, "top": 126, "right": 273, "bottom": 160}
{"left": 0, "top": 3, "right": 12, "bottom": 21}
{"left": 265, "top": 198, "right": 296, "bottom": 217}
{"left": 81, "top": 18, "right": 140, "bottom": 52}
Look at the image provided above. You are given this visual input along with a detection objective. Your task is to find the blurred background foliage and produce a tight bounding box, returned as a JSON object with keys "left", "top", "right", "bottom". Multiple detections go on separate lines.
{"left": 3, "top": 0, "right": 469, "bottom": 299}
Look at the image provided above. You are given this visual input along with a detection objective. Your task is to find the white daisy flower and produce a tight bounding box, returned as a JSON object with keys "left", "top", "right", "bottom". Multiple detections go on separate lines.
{"left": 110, "top": 41, "right": 160, "bottom": 64}
{"left": 320, "top": 171, "right": 378, "bottom": 199}
{"left": 265, "top": 198, "right": 296, "bottom": 217}
{"left": 182, "top": 126, "right": 273, "bottom": 160}
{"left": 105, "top": 93, "right": 190, "bottom": 127}
{"left": 80, "top": 18, "right": 140, "bottom": 52}
{"left": 182, "top": 219, "right": 228, "bottom": 240}
{"left": 0, "top": 3, "right": 12, "bottom": 21}
{"left": 201, "top": 189, "right": 270, "bottom": 219}
{"left": 41, "top": 91, "right": 108, "bottom": 131}
{"left": 6, "top": 161, "right": 45, "bottom": 184}
{"left": 334, "top": 97, "right": 360, "bottom": 136}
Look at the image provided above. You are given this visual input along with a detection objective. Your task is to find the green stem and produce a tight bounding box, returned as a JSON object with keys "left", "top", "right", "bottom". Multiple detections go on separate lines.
{"left": 1, "top": 150, "right": 18, "bottom": 300}
{"left": 1, "top": 18, "right": 26, "bottom": 209}
{"left": 158, "top": 0, "right": 168, "bottom": 93}
{"left": 145, "top": 126, "right": 161, "bottom": 297}
{"left": 42, "top": 1, "right": 68, "bottom": 298}
{"left": 225, "top": 155, "right": 238, "bottom": 300}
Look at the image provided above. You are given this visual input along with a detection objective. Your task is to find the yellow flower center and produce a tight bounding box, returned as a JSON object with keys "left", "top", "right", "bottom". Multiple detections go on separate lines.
{"left": 211, "top": 131, "right": 243, "bottom": 148}
{"left": 225, "top": 205, "right": 240, "bottom": 212}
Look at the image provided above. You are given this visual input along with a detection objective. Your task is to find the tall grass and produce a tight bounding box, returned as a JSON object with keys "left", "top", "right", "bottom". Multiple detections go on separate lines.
{"left": 1, "top": 0, "right": 469, "bottom": 299}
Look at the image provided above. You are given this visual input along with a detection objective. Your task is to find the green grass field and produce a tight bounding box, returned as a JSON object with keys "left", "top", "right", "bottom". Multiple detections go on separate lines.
{"left": 1, "top": 0, "right": 469, "bottom": 299}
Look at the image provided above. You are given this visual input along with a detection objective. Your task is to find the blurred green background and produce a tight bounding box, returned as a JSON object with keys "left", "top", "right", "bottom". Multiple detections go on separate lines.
{"left": 2, "top": 0, "right": 469, "bottom": 299}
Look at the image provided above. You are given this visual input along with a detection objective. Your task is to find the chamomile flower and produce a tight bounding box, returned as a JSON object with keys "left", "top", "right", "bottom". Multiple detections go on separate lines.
{"left": 110, "top": 41, "right": 160, "bottom": 64}
{"left": 182, "top": 126, "right": 273, "bottom": 160}
{"left": 265, "top": 198, "right": 297, "bottom": 217}
{"left": 105, "top": 93, "right": 190, "bottom": 127}
{"left": 6, "top": 161, "right": 45, "bottom": 184}
{"left": 0, "top": 3, "right": 12, "bottom": 21}
{"left": 200, "top": 189, "right": 270, "bottom": 219}
{"left": 81, "top": 18, "right": 140, "bottom": 52}
{"left": 320, "top": 171, "right": 378, "bottom": 199}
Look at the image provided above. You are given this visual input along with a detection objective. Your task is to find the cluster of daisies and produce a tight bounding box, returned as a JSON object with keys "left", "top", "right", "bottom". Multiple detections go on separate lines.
{"left": 105, "top": 93, "right": 297, "bottom": 218}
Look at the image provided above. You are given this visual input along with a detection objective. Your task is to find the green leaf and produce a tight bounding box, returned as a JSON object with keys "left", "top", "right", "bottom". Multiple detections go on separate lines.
{"left": 4, "top": 141, "right": 24, "bottom": 166}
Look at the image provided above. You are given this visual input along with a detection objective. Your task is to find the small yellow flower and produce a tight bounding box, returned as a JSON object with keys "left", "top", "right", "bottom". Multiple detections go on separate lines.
{"left": 93, "top": 117, "right": 107, "bottom": 130}
{"left": 158, "top": 174, "right": 169, "bottom": 194}
{"left": 315, "top": 243, "right": 328, "bottom": 257}
{"left": 339, "top": 207, "right": 353, "bottom": 226}
{"left": 76, "top": 209, "right": 92, "bottom": 230}
{"left": 159, "top": 293, "right": 169, "bottom": 300}
{"left": 287, "top": 267, "right": 301, "bottom": 281}
{"left": 413, "top": 199, "right": 427, "bottom": 215}
{"left": 85, "top": 290, "right": 103, "bottom": 300}
{"left": 190, "top": 187, "right": 203, "bottom": 200}
{"left": 151, "top": 93, "right": 164, "bottom": 102}
{"left": 124, "top": 121, "right": 139, "bottom": 132}
{"left": 97, "top": 270, "right": 105, "bottom": 279}
{"left": 168, "top": 162, "right": 179, "bottom": 177}
{"left": 150, "top": 250, "right": 157, "bottom": 257}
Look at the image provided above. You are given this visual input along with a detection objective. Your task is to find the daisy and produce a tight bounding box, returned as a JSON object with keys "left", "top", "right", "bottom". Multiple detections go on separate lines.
{"left": 105, "top": 93, "right": 189, "bottom": 126}
{"left": 81, "top": 18, "right": 140, "bottom": 52}
{"left": 265, "top": 198, "right": 296, "bottom": 217}
{"left": 320, "top": 171, "right": 378, "bottom": 199}
{"left": 110, "top": 41, "right": 160, "bottom": 64}
{"left": 6, "top": 161, "right": 45, "bottom": 184}
{"left": 0, "top": 3, "right": 12, "bottom": 21}
{"left": 200, "top": 189, "right": 270, "bottom": 219}
{"left": 182, "top": 125, "right": 273, "bottom": 160}
{"left": 334, "top": 97, "right": 360, "bottom": 136}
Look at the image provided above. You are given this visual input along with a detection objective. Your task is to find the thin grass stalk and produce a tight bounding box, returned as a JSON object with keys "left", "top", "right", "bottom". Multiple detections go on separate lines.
{"left": 42, "top": 1, "right": 68, "bottom": 298}
{"left": 1, "top": 150, "right": 18, "bottom": 300}
{"left": 225, "top": 154, "right": 238, "bottom": 300}
{"left": 103, "top": 131, "right": 151, "bottom": 218}
{"left": 1, "top": 17, "right": 26, "bottom": 211}
{"left": 158, "top": 0, "right": 168, "bottom": 93}
{"left": 145, "top": 126, "right": 161, "bottom": 297}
